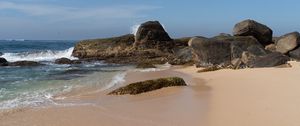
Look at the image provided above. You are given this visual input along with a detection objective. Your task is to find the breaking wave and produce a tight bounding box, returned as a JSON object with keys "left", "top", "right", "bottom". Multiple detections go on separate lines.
{"left": 2, "top": 47, "right": 77, "bottom": 62}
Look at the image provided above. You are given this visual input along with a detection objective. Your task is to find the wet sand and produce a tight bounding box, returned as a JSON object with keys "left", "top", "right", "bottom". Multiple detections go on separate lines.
{"left": 2, "top": 62, "right": 300, "bottom": 126}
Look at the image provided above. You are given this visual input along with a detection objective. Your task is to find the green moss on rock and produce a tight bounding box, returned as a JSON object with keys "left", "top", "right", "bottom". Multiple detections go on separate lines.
{"left": 108, "top": 77, "right": 187, "bottom": 95}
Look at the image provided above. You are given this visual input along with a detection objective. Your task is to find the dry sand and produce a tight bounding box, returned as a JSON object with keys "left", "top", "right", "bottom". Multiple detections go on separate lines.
{"left": 2, "top": 62, "right": 300, "bottom": 126}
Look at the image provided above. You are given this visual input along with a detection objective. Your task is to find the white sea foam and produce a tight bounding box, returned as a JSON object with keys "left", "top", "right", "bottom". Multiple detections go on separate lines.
{"left": 2, "top": 47, "right": 77, "bottom": 62}
{"left": 130, "top": 24, "right": 140, "bottom": 36}
{"left": 101, "top": 72, "right": 127, "bottom": 90}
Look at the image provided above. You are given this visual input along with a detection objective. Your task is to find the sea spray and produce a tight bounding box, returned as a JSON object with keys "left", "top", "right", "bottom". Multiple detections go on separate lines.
{"left": 101, "top": 72, "right": 127, "bottom": 91}
{"left": 131, "top": 24, "right": 141, "bottom": 36}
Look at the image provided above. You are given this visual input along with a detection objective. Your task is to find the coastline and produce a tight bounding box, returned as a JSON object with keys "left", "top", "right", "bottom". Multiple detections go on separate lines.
{"left": 2, "top": 62, "right": 300, "bottom": 126}
{"left": 0, "top": 65, "right": 208, "bottom": 126}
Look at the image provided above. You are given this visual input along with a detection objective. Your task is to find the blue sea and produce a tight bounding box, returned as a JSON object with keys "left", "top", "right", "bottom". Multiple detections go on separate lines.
{"left": 0, "top": 40, "right": 133, "bottom": 109}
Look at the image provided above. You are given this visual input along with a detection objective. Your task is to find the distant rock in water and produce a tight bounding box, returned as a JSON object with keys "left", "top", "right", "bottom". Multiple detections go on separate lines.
{"left": 136, "top": 62, "right": 156, "bottom": 68}
{"left": 233, "top": 19, "right": 273, "bottom": 46}
{"left": 108, "top": 77, "right": 187, "bottom": 95}
{"left": 134, "top": 21, "right": 173, "bottom": 51}
{"left": 55, "top": 58, "right": 72, "bottom": 64}
{"left": 54, "top": 57, "right": 81, "bottom": 64}
{"left": 276, "top": 32, "right": 300, "bottom": 54}
{"left": 0, "top": 57, "right": 8, "bottom": 66}
{"left": 9, "top": 61, "right": 42, "bottom": 66}
{"left": 0, "top": 52, "right": 3, "bottom": 56}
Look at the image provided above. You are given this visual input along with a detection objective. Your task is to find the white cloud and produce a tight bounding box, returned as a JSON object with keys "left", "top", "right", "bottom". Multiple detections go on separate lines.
{"left": 0, "top": 1, "right": 161, "bottom": 21}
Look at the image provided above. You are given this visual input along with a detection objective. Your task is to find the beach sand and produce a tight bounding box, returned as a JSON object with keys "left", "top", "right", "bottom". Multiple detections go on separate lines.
{"left": 1, "top": 62, "right": 300, "bottom": 126}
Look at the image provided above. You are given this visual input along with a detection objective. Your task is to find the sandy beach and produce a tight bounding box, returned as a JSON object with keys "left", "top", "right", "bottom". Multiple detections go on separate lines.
{"left": 2, "top": 62, "right": 300, "bottom": 126}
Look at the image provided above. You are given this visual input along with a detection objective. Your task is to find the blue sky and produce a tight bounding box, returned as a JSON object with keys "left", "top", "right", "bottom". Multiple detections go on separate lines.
{"left": 0, "top": 0, "right": 299, "bottom": 40}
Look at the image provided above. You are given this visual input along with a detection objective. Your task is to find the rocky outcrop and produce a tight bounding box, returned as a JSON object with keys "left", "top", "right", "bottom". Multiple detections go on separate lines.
{"left": 233, "top": 19, "right": 273, "bottom": 46}
{"left": 72, "top": 34, "right": 135, "bottom": 59}
{"left": 0, "top": 57, "right": 8, "bottom": 66}
{"left": 134, "top": 21, "right": 173, "bottom": 51}
{"left": 169, "top": 47, "right": 194, "bottom": 65}
{"left": 108, "top": 77, "right": 187, "bottom": 95}
{"left": 0, "top": 52, "right": 3, "bottom": 56}
{"left": 276, "top": 32, "right": 300, "bottom": 54}
{"left": 9, "top": 61, "right": 42, "bottom": 66}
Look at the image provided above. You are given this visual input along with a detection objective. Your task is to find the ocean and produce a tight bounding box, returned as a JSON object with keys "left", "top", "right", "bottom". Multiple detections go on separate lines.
{"left": 0, "top": 40, "right": 133, "bottom": 109}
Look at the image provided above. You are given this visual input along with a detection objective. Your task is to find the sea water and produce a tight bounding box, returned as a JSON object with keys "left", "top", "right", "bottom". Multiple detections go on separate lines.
{"left": 0, "top": 40, "right": 133, "bottom": 109}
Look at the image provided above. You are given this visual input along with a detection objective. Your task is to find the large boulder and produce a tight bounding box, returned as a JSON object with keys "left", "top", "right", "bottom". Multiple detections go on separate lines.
{"left": 189, "top": 36, "right": 267, "bottom": 67}
{"left": 233, "top": 19, "right": 273, "bottom": 46}
{"left": 108, "top": 77, "right": 187, "bottom": 95}
{"left": 72, "top": 34, "right": 135, "bottom": 59}
{"left": 134, "top": 21, "right": 173, "bottom": 51}
{"left": 247, "top": 52, "right": 290, "bottom": 68}
{"left": 169, "top": 47, "right": 194, "bottom": 65}
{"left": 276, "top": 32, "right": 300, "bottom": 54}
{"left": 9, "top": 61, "right": 42, "bottom": 66}
{"left": 215, "top": 36, "right": 267, "bottom": 58}
{"left": 189, "top": 37, "right": 231, "bottom": 67}
{"left": 289, "top": 47, "right": 300, "bottom": 60}
{"left": 0, "top": 57, "right": 8, "bottom": 66}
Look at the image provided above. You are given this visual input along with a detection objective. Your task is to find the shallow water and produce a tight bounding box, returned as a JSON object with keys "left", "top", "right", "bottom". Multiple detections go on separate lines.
{"left": 0, "top": 40, "right": 134, "bottom": 109}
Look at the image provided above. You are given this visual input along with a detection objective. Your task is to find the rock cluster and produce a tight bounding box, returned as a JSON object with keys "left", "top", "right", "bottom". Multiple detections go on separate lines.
{"left": 72, "top": 19, "right": 299, "bottom": 69}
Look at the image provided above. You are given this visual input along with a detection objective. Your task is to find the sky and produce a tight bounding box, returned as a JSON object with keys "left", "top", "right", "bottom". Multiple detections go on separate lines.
{"left": 0, "top": 0, "right": 300, "bottom": 40}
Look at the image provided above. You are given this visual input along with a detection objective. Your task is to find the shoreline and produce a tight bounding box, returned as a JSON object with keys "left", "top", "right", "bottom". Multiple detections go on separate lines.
{"left": 0, "top": 65, "right": 208, "bottom": 126}
{"left": 2, "top": 62, "right": 300, "bottom": 126}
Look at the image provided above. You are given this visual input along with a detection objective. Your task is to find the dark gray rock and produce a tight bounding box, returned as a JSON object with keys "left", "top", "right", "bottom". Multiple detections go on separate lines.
{"left": 134, "top": 21, "right": 173, "bottom": 51}
{"left": 276, "top": 32, "right": 300, "bottom": 54}
{"left": 289, "top": 47, "right": 300, "bottom": 60}
{"left": 189, "top": 37, "right": 231, "bottom": 67}
{"left": 233, "top": 19, "right": 273, "bottom": 46}
{"left": 55, "top": 58, "right": 73, "bottom": 64}
{"left": 0, "top": 52, "right": 3, "bottom": 56}
{"left": 0, "top": 57, "right": 8, "bottom": 66}
{"left": 248, "top": 52, "right": 290, "bottom": 68}
{"left": 9, "top": 61, "right": 42, "bottom": 66}
{"left": 170, "top": 47, "right": 194, "bottom": 65}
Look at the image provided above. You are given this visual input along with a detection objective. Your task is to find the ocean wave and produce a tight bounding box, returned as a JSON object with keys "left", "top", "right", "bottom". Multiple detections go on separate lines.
{"left": 101, "top": 72, "right": 127, "bottom": 90}
{"left": 2, "top": 47, "right": 77, "bottom": 62}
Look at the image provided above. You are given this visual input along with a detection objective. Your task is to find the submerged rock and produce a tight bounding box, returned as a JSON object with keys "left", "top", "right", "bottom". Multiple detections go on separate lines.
{"left": 108, "top": 77, "right": 187, "bottom": 95}
{"left": 136, "top": 62, "right": 156, "bottom": 68}
{"left": 9, "top": 61, "right": 42, "bottom": 66}
{"left": 55, "top": 58, "right": 73, "bottom": 64}
{"left": 0, "top": 57, "right": 8, "bottom": 66}
{"left": 276, "top": 32, "right": 300, "bottom": 54}
{"left": 233, "top": 19, "right": 273, "bottom": 46}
